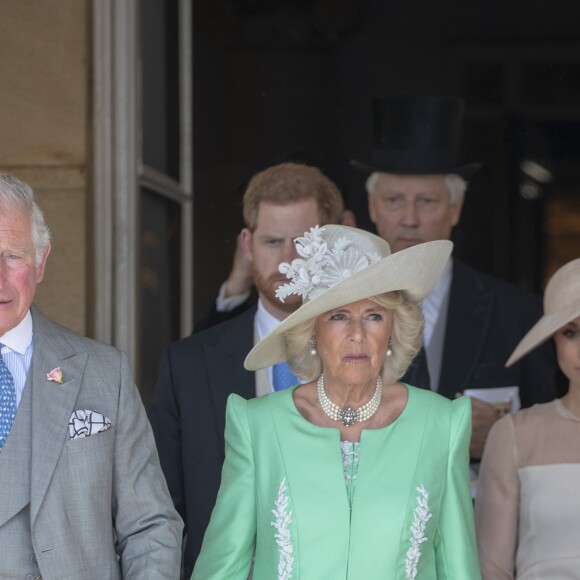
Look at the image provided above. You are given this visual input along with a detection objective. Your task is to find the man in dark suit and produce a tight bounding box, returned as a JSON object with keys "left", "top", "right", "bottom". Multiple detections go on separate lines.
{"left": 351, "top": 95, "right": 561, "bottom": 458}
{"left": 148, "top": 162, "right": 344, "bottom": 578}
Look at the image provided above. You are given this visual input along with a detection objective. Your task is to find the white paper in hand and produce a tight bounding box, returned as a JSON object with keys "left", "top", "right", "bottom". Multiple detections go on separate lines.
{"left": 464, "top": 386, "right": 521, "bottom": 416}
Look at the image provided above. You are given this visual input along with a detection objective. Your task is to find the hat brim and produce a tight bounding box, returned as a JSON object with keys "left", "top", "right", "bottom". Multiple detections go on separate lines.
{"left": 244, "top": 239, "right": 453, "bottom": 371}
{"left": 506, "top": 295, "right": 580, "bottom": 366}
{"left": 350, "top": 159, "right": 482, "bottom": 180}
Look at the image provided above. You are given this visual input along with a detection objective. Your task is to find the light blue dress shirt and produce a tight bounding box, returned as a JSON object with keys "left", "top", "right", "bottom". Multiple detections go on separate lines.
{"left": 0, "top": 311, "right": 33, "bottom": 408}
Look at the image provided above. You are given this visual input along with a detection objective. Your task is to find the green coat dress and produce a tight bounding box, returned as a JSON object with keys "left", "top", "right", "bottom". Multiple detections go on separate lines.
{"left": 192, "top": 385, "right": 481, "bottom": 579}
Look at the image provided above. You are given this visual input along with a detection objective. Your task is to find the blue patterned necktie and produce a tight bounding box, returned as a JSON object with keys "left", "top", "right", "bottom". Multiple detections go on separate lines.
{"left": 0, "top": 345, "right": 17, "bottom": 450}
{"left": 272, "top": 361, "right": 298, "bottom": 391}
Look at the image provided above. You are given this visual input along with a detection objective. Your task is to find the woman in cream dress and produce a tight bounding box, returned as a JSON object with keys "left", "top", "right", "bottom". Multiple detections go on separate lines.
{"left": 193, "top": 225, "right": 480, "bottom": 579}
{"left": 475, "top": 258, "right": 580, "bottom": 579}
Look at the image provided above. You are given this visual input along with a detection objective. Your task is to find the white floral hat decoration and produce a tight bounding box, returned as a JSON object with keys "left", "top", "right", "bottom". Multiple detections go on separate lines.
{"left": 244, "top": 225, "right": 453, "bottom": 371}
{"left": 506, "top": 257, "right": 580, "bottom": 367}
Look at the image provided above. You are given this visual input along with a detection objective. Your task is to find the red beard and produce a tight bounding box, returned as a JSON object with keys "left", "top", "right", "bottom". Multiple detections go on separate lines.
{"left": 253, "top": 268, "right": 302, "bottom": 314}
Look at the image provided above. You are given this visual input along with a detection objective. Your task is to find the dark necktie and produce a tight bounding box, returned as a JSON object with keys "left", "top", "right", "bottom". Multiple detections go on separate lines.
{"left": 272, "top": 361, "right": 298, "bottom": 391}
{"left": 0, "top": 345, "right": 17, "bottom": 450}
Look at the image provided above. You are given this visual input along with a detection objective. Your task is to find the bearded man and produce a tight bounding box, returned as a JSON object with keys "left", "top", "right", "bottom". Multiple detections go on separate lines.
{"left": 148, "top": 162, "right": 343, "bottom": 577}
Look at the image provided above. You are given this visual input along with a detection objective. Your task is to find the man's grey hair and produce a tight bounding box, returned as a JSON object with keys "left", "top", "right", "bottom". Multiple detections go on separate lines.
{"left": 0, "top": 173, "right": 51, "bottom": 266}
{"left": 365, "top": 171, "right": 467, "bottom": 204}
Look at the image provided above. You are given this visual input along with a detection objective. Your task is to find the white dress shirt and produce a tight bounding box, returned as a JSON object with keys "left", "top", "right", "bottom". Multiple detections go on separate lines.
{"left": 421, "top": 258, "right": 453, "bottom": 391}
{"left": 422, "top": 258, "right": 452, "bottom": 348}
{"left": 255, "top": 299, "right": 285, "bottom": 391}
{"left": 215, "top": 281, "right": 251, "bottom": 312}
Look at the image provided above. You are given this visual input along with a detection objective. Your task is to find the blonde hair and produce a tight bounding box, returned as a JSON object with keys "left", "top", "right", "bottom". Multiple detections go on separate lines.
{"left": 284, "top": 291, "right": 423, "bottom": 385}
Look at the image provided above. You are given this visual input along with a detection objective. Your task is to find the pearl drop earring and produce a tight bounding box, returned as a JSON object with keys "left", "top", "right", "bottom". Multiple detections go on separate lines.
{"left": 309, "top": 336, "right": 318, "bottom": 356}
{"left": 386, "top": 340, "right": 393, "bottom": 357}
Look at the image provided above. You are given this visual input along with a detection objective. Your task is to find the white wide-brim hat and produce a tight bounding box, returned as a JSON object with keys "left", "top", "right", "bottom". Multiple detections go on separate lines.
{"left": 507, "top": 257, "right": 580, "bottom": 367}
{"left": 244, "top": 225, "right": 453, "bottom": 371}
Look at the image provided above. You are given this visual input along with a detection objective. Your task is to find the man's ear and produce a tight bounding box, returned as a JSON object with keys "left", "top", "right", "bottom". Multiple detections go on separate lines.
{"left": 35, "top": 243, "right": 51, "bottom": 283}
{"left": 450, "top": 194, "right": 465, "bottom": 227}
{"left": 240, "top": 228, "right": 254, "bottom": 262}
{"left": 367, "top": 193, "right": 378, "bottom": 225}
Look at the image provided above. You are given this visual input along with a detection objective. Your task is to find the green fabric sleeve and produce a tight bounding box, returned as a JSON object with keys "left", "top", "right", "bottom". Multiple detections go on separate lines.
{"left": 192, "top": 394, "right": 256, "bottom": 579}
{"left": 435, "top": 396, "right": 482, "bottom": 579}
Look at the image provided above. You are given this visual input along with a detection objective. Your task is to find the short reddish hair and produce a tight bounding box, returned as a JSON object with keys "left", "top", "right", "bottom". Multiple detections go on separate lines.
{"left": 243, "top": 162, "right": 343, "bottom": 231}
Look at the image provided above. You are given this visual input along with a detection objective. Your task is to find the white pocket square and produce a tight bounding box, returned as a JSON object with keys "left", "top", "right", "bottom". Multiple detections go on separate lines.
{"left": 69, "top": 409, "right": 112, "bottom": 440}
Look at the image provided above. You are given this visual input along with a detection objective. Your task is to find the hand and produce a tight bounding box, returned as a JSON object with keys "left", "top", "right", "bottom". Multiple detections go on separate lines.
{"left": 456, "top": 393, "right": 500, "bottom": 460}
{"left": 224, "top": 230, "right": 254, "bottom": 298}
{"left": 341, "top": 209, "right": 357, "bottom": 227}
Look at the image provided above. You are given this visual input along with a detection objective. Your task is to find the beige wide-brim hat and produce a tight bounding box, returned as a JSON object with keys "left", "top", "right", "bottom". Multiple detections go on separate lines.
{"left": 507, "top": 257, "right": 580, "bottom": 367}
{"left": 244, "top": 225, "right": 453, "bottom": 371}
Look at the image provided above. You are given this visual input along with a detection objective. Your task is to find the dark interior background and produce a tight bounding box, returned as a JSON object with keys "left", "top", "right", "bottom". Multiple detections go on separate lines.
{"left": 192, "top": 0, "right": 580, "bottom": 326}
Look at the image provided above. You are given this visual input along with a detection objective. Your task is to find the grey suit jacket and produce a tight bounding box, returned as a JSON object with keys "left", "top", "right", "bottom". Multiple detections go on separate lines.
{"left": 0, "top": 307, "right": 183, "bottom": 579}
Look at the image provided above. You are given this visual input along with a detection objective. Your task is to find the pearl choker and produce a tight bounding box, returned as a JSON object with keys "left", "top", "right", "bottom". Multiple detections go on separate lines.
{"left": 317, "top": 373, "right": 382, "bottom": 427}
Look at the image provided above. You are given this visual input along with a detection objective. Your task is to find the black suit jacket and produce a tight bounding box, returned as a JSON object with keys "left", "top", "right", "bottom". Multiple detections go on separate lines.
{"left": 193, "top": 288, "right": 259, "bottom": 332}
{"left": 405, "top": 260, "right": 563, "bottom": 405}
{"left": 148, "top": 306, "right": 257, "bottom": 579}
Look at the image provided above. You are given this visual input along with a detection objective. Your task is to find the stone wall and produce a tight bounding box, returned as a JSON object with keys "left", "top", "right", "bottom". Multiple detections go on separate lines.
{"left": 0, "top": 1, "right": 89, "bottom": 334}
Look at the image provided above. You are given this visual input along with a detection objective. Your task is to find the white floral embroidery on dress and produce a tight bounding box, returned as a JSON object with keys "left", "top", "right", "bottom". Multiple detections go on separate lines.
{"left": 340, "top": 441, "right": 360, "bottom": 484}
{"left": 271, "top": 477, "right": 293, "bottom": 579}
{"left": 405, "top": 484, "right": 432, "bottom": 579}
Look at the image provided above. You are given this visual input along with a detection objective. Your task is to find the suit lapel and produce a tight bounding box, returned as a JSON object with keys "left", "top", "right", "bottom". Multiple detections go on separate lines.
{"left": 29, "top": 308, "right": 88, "bottom": 524}
{"left": 438, "top": 262, "right": 493, "bottom": 398}
{"left": 0, "top": 373, "right": 33, "bottom": 527}
{"left": 206, "top": 307, "right": 256, "bottom": 437}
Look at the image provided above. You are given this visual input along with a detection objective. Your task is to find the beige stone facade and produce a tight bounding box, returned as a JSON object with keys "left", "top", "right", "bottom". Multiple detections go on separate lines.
{"left": 0, "top": 1, "right": 89, "bottom": 334}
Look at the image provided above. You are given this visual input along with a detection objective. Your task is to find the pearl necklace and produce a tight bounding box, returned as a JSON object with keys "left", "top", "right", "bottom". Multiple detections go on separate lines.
{"left": 317, "top": 373, "right": 383, "bottom": 427}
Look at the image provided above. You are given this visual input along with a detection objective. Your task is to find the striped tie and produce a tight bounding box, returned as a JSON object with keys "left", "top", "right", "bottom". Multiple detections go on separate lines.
{"left": 272, "top": 361, "right": 298, "bottom": 391}
{"left": 0, "top": 345, "right": 16, "bottom": 450}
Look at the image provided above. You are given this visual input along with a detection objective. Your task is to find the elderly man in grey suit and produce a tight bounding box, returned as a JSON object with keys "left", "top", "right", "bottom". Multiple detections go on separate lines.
{"left": 0, "top": 173, "right": 182, "bottom": 579}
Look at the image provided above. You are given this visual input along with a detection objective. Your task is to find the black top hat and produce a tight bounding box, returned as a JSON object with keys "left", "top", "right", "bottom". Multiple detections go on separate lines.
{"left": 351, "top": 95, "right": 481, "bottom": 179}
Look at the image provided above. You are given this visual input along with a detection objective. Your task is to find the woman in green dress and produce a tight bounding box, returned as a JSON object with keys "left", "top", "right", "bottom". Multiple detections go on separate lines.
{"left": 193, "top": 225, "right": 480, "bottom": 579}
